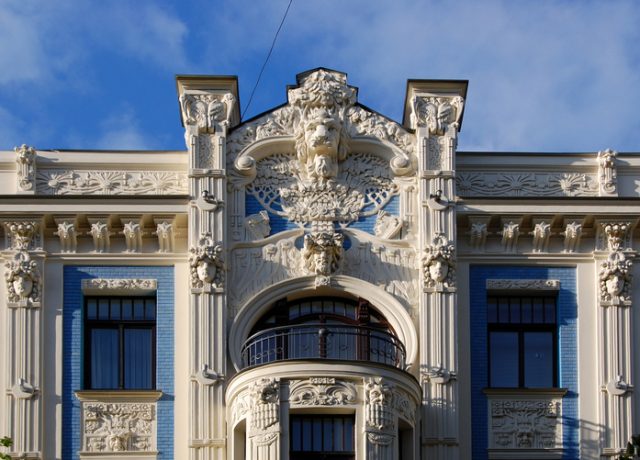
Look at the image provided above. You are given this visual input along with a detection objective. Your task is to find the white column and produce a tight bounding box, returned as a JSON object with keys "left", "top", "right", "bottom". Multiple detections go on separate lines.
{"left": 177, "top": 77, "right": 239, "bottom": 460}
{"left": 409, "top": 84, "right": 465, "bottom": 460}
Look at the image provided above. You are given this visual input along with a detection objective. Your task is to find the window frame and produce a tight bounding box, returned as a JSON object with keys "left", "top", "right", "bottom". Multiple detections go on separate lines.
{"left": 487, "top": 294, "right": 559, "bottom": 388}
{"left": 289, "top": 414, "right": 355, "bottom": 460}
{"left": 83, "top": 295, "right": 157, "bottom": 390}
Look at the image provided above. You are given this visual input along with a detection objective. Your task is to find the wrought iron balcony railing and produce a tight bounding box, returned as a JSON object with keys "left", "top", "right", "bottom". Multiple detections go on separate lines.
{"left": 241, "top": 324, "right": 406, "bottom": 370}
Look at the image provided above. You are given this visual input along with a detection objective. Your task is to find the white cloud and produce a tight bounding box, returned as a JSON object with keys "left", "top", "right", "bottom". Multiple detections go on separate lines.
{"left": 93, "top": 108, "right": 152, "bottom": 150}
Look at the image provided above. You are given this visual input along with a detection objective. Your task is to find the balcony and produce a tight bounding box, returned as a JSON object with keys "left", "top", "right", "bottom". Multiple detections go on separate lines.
{"left": 240, "top": 323, "right": 406, "bottom": 369}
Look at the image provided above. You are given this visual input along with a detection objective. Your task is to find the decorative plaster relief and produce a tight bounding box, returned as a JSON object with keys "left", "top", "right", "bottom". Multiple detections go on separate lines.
{"left": 422, "top": 234, "right": 456, "bottom": 292}
{"left": 244, "top": 211, "right": 271, "bottom": 241}
{"left": 411, "top": 95, "right": 465, "bottom": 136}
{"left": 562, "top": 221, "right": 582, "bottom": 253}
{"left": 249, "top": 378, "right": 280, "bottom": 432}
{"left": 346, "top": 105, "right": 415, "bottom": 157}
{"left": 599, "top": 251, "right": 632, "bottom": 307}
{"left": 531, "top": 221, "right": 551, "bottom": 253}
{"left": 88, "top": 221, "right": 111, "bottom": 253}
{"left": 597, "top": 221, "right": 633, "bottom": 252}
{"left": 500, "top": 222, "right": 520, "bottom": 253}
{"left": 5, "top": 251, "right": 40, "bottom": 306}
{"left": 154, "top": 220, "right": 174, "bottom": 253}
{"left": 365, "top": 377, "right": 395, "bottom": 433}
{"left": 598, "top": 148, "right": 617, "bottom": 196}
{"left": 189, "top": 233, "right": 224, "bottom": 291}
{"left": 456, "top": 172, "right": 598, "bottom": 197}
{"left": 197, "top": 134, "right": 217, "bottom": 169}
{"left": 489, "top": 398, "right": 562, "bottom": 450}
{"left": 180, "top": 92, "right": 236, "bottom": 133}
{"left": 4, "top": 221, "right": 40, "bottom": 251}
{"left": 54, "top": 221, "right": 77, "bottom": 253}
{"left": 302, "top": 232, "right": 344, "bottom": 286}
{"left": 36, "top": 170, "right": 188, "bottom": 195}
{"left": 374, "top": 211, "right": 403, "bottom": 239}
{"left": 81, "top": 278, "right": 157, "bottom": 295}
{"left": 15, "top": 144, "right": 36, "bottom": 193}
{"left": 121, "top": 221, "right": 143, "bottom": 253}
{"left": 82, "top": 402, "right": 155, "bottom": 453}
{"left": 469, "top": 221, "right": 488, "bottom": 252}
{"left": 486, "top": 279, "right": 560, "bottom": 291}
{"left": 289, "top": 378, "right": 357, "bottom": 406}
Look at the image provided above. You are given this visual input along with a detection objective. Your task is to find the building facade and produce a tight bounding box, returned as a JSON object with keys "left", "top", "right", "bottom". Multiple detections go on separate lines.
{"left": 0, "top": 68, "right": 638, "bottom": 459}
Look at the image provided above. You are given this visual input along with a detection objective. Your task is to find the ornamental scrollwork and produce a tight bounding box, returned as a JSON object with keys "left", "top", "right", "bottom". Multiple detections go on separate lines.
{"left": 599, "top": 251, "right": 632, "bottom": 307}
{"left": 189, "top": 233, "right": 224, "bottom": 290}
{"left": 489, "top": 399, "right": 560, "bottom": 449}
{"left": 15, "top": 144, "right": 36, "bottom": 192}
{"left": 422, "top": 234, "right": 455, "bottom": 292}
{"left": 456, "top": 171, "right": 599, "bottom": 197}
{"left": 82, "top": 402, "right": 155, "bottom": 453}
{"left": 289, "top": 378, "right": 357, "bottom": 406}
{"left": 5, "top": 251, "right": 40, "bottom": 306}
{"left": 36, "top": 170, "right": 188, "bottom": 195}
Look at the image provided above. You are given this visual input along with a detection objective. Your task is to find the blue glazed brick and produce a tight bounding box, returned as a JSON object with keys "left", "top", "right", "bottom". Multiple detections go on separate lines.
{"left": 469, "top": 266, "right": 579, "bottom": 460}
{"left": 63, "top": 266, "right": 174, "bottom": 460}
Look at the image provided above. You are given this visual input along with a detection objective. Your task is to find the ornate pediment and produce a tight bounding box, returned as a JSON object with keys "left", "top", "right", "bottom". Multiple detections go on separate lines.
{"left": 228, "top": 69, "right": 414, "bottom": 229}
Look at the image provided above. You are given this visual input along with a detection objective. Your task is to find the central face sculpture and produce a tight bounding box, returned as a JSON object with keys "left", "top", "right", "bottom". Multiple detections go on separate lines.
{"left": 298, "top": 107, "right": 343, "bottom": 182}
{"left": 428, "top": 259, "right": 449, "bottom": 283}
{"left": 196, "top": 259, "right": 217, "bottom": 284}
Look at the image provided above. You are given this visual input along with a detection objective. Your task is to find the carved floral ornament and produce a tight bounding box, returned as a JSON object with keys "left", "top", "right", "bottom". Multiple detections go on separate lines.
{"left": 82, "top": 402, "right": 155, "bottom": 453}
{"left": 5, "top": 251, "right": 40, "bottom": 306}
{"left": 230, "top": 69, "right": 412, "bottom": 228}
{"left": 180, "top": 92, "right": 237, "bottom": 133}
{"left": 289, "top": 377, "right": 357, "bottom": 406}
{"left": 189, "top": 233, "right": 225, "bottom": 290}
{"left": 411, "top": 95, "right": 464, "bottom": 136}
{"left": 82, "top": 278, "right": 157, "bottom": 294}
{"left": 422, "top": 234, "right": 456, "bottom": 292}
{"left": 599, "top": 251, "right": 632, "bottom": 306}
{"left": 4, "top": 221, "right": 39, "bottom": 251}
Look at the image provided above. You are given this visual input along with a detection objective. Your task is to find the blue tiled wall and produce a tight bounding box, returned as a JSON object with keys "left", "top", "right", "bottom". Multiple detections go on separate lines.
{"left": 63, "top": 266, "right": 174, "bottom": 460}
{"left": 469, "top": 266, "right": 579, "bottom": 460}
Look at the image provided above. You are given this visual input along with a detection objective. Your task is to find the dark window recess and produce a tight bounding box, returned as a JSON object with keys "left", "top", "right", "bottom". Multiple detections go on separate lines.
{"left": 290, "top": 415, "right": 355, "bottom": 460}
{"left": 487, "top": 294, "right": 558, "bottom": 388}
{"left": 84, "top": 296, "right": 156, "bottom": 390}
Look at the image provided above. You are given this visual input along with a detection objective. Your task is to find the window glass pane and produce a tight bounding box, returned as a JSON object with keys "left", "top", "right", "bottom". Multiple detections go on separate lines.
{"left": 87, "top": 299, "right": 97, "bottom": 320}
{"left": 498, "top": 297, "right": 509, "bottom": 323}
{"left": 334, "top": 417, "right": 344, "bottom": 451}
{"left": 98, "top": 299, "right": 110, "bottom": 320}
{"left": 145, "top": 299, "right": 156, "bottom": 320}
{"left": 110, "top": 299, "right": 121, "bottom": 320}
{"left": 302, "top": 418, "right": 312, "bottom": 451}
{"left": 312, "top": 300, "right": 322, "bottom": 314}
{"left": 313, "top": 418, "right": 322, "bottom": 451}
{"left": 487, "top": 297, "right": 497, "bottom": 323}
{"left": 344, "top": 417, "right": 354, "bottom": 451}
{"left": 124, "top": 328, "right": 153, "bottom": 389}
{"left": 533, "top": 298, "right": 544, "bottom": 323}
{"left": 544, "top": 298, "right": 556, "bottom": 324}
{"left": 133, "top": 299, "right": 145, "bottom": 320}
{"left": 291, "top": 418, "right": 301, "bottom": 451}
{"left": 122, "top": 299, "right": 133, "bottom": 320}
{"left": 521, "top": 298, "right": 532, "bottom": 323}
{"left": 90, "top": 328, "right": 119, "bottom": 389}
{"left": 510, "top": 298, "right": 521, "bottom": 323}
{"left": 323, "top": 417, "right": 333, "bottom": 452}
{"left": 524, "top": 332, "right": 554, "bottom": 387}
{"left": 490, "top": 332, "right": 519, "bottom": 387}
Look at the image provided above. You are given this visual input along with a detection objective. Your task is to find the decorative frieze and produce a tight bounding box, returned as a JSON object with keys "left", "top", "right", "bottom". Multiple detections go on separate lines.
{"left": 486, "top": 279, "right": 560, "bottom": 292}
{"left": 189, "top": 233, "right": 225, "bottom": 291}
{"left": 456, "top": 171, "right": 598, "bottom": 197}
{"left": 36, "top": 170, "right": 188, "bottom": 195}
{"left": 5, "top": 251, "right": 40, "bottom": 307}
{"left": 598, "top": 148, "right": 617, "bottom": 196}
{"left": 422, "top": 234, "right": 456, "bottom": 292}
{"left": 15, "top": 144, "right": 36, "bottom": 193}
{"left": 81, "top": 278, "right": 157, "bottom": 295}
{"left": 81, "top": 402, "right": 156, "bottom": 453}
{"left": 289, "top": 378, "right": 357, "bottom": 406}
{"left": 488, "top": 396, "right": 562, "bottom": 450}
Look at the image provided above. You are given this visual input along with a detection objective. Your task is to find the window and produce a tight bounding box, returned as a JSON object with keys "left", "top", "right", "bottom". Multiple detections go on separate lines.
{"left": 487, "top": 294, "right": 557, "bottom": 388}
{"left": 290, "top": 415, "right": 355, "bottom": 460}
{"left": 84, "top": 296, "right": 156, "bottom": 390}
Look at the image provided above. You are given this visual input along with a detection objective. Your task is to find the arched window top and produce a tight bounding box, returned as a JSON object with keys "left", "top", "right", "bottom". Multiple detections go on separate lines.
{"left": 251, "top": 296, "right": 392, "bottom": 335}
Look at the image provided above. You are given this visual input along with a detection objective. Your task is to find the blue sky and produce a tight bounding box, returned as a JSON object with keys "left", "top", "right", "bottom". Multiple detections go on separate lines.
{"left": 1, "top": 0, "right": 639, "bottom": 152}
